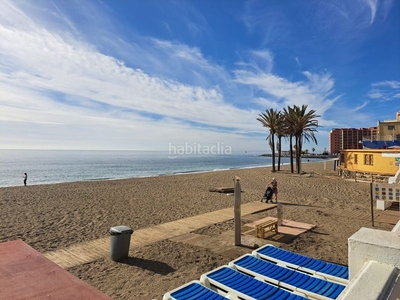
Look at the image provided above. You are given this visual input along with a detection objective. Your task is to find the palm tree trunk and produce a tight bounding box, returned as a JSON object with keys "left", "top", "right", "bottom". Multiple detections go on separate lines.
{"left": 298, "top": 138, "right": 303, "bottom": 174}
{"left": 296, "top": 136, "right": 301, "bottom": 174}
{"left": 289, "top": 135, "right": 294, "bottom": 173}
{"left": 271, "top": 136, "right": 276, "bottom": 172}
{"left": 277, "top": 136, "right": 282, "bottom": 171}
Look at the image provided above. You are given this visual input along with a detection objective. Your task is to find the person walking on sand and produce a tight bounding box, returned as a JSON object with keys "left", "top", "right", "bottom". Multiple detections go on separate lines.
{"left": 270, "top": 177, "right": 278, "bottom": 202}
{"left": 23, "top": 173, "right": 27, "bottom": 186}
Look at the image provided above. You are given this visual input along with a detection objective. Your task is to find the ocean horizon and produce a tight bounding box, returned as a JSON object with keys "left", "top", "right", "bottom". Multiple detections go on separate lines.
{"left": 0, "top": 149, "right": 324, "bottom": 188}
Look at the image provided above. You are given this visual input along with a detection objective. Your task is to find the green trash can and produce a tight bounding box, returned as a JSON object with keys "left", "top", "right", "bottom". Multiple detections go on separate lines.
{"left": 109, "top": 225, "right": 133, "bottom": 261}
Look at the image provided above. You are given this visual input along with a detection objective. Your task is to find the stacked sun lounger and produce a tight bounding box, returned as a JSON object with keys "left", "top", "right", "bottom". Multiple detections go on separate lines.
{"left": 229, "top": 254, "right": 345, "bottom": 299}
{"left": 253, "top": 244, "right": 349, "bottom": 285}
{"left": 163, "top": 280, "right": 229, "bottom": 300}
{"left": 200, "top": 266, "right": 307, "bottom": 300}
{"left": 163, "top": 244, "right": 348, "bottom": 300}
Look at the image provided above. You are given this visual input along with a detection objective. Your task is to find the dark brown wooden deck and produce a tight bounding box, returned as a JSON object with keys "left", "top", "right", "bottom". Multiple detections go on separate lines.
{"left": 375, "top": 203, "right": 400, "bottom": 225}
{"left": 318, "top": 203, "right": 399, "bottom": 226}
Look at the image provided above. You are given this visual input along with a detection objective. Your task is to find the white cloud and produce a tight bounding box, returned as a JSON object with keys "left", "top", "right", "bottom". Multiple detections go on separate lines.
{"left": 352, "top": 101, "right": 369, "bottom": 112}
{"left": 368, "top": 91, "right": 384, "bottom": 99}
{"left": 253, "top": 97, "right": 281, "bottom": 110}
{"left": 241, "top": 0, "right": 394, "bottom": 51}
{"left": 295, "top": 57, "right": 301, "bottom": 67}
{"left": 0, "top": 0, "right": 266, "bottom": 150}
{"left": 249, "top": 50, "right": 274, "bottom": 73}
{"left": 363, "top": 0, "right": 394, "bottom": 24}
{"left": 234, "top": 69, "right": 338, "bottom": 115}
{"left": 149, "top": 38, "right": 231, "bottom": 86}
{"left": 368, "top": 80, "right": 400, "bottom": 102}
{"left": 364, "top": 0, "right": 379, "bottom": 24}
{"left": 0, "top": 15, "right": 256, "bottom": 127}
{"left": 372, "top": 80, "right": 400, "bottom": 89}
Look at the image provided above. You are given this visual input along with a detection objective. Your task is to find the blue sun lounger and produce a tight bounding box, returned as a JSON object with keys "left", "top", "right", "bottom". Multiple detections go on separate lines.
{"left": 229, "top": 254, "right": 345, "bottom": 300}
{"left": 252, "top": 244, "right": 348, "bottom": 285}
{"left": 200, "top": 265, "right": 307, "bottom": 300}
{"left": 162, "top": 280, "right": 229, "bottom": 300}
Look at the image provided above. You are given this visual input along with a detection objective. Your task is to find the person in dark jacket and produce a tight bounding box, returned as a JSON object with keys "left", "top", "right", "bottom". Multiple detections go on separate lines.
{"left": 270, "top": 177, "right": 278, "bottom": 202}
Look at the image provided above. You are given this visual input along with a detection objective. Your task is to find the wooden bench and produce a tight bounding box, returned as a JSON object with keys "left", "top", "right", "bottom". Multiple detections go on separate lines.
{"left": 255, "top": 220, "right": 278, "bottom": 238}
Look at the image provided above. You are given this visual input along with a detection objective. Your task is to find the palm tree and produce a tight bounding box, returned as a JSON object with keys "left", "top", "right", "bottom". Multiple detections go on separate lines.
{"left": 257, "top": 109, "right": 280, "bottom": 172}
{"left": 282, "top": 106, "right": 297, "bottom": 173}
{"left": 275, "top": 113, "right": 285, "bottom": 171}
{"left": 291, "top": 105, "right": 320, "bottom": 174}
{"left": 312, "top": 147, "right": 316, "bottom": 155}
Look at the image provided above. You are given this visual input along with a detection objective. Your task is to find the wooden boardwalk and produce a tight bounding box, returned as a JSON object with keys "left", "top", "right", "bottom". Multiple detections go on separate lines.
{"left": 375, "top": 209, "right": 400, "bottom": 224}
{"left": 375, "top": 203, "right": 400, "bottom": 225}
{"left": 317, "top": 208, "right": 371, "bottom": 220}
{"left": 44, "top": 201, "right": 275, "bottom": 269}
{"left": 317, "top": 206, "right": 399, "bottom": 225}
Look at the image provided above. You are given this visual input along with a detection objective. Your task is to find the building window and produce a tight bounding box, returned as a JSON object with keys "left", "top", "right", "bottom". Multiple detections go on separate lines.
{"left": 364, "top": 154, "right": 373, "bottom": 166}
{"left": 354, "top": 154, "right": 358, "bottom": 164}
{"left": 388, "top": 125, "right": 395, "bottom": 130}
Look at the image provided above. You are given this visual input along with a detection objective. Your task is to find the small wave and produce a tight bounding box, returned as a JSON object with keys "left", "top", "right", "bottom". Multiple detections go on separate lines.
{"left": 89, "top": 177, "right": 113, "bottom": 181}
{"left": 173, "top": 170, "right": 206, "bottom": 175}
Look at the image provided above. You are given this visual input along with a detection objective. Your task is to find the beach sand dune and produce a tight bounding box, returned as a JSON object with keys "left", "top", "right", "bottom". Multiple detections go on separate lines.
{"left": 0, "top": 160, "right": 394, "bottom": 299}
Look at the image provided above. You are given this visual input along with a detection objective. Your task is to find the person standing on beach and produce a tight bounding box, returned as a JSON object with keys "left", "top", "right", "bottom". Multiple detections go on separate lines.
{"left": 23, "top": 173, "right": 27, "bottom": 186}
{"left": 270, "top": 177, "right": 277, "bottom": 202}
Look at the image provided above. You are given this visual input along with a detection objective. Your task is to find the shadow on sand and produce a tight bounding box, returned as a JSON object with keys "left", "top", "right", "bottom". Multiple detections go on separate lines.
{"left": 263, "top": 232, "right": 297, "bottom": 244}
{"left": 278, "top": 202, "right": 325, "bottom": 209}
{"left": 120, "top": 257, "right": 175, "bottom": 275}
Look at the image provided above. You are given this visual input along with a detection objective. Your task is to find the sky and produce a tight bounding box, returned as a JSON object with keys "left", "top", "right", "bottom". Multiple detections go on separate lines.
{"left": 0, "top": 0, "right": 399, "bottom": 153}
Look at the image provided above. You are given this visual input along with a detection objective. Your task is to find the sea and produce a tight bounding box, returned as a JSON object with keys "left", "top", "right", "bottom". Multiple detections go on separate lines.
{"left": 0, "top": 150, "right": 324, "bottom": 188}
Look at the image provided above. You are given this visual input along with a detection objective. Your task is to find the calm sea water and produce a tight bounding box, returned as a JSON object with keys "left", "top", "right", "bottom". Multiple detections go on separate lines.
{"left": 0, "top": 150, "right": 318, "bottom": 187}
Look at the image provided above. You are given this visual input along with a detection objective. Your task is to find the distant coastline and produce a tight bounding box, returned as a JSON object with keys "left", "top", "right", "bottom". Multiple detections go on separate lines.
{"left": 259, "top": 153, "right": 336, "bottom": 159}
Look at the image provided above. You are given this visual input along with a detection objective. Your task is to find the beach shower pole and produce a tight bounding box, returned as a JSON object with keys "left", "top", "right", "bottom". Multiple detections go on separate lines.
{"left": 234, "top": 176, "right": 241, "bottom": 246}
{"left": 277, "top": 203, "right": 283, "bottom": 226}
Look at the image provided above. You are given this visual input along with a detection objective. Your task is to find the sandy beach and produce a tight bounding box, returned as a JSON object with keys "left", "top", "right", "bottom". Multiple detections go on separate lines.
{"left": 0, "top": 160, "right": 395, "bottom": 299}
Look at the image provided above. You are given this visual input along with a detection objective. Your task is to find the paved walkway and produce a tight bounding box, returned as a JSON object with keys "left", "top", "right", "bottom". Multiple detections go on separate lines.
{"left": 0, "top": 240, "right": 113, "bottom": 300}
{"left": 44, "top": 201, "right": 274, "bottom": 269}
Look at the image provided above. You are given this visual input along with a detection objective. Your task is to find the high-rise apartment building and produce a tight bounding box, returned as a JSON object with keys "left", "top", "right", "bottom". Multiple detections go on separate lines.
{"left": 329, "top": 112, "right": 400, "bottom": 153}
{"left": 329, "top": 128, "right": 375, "bottom": 154}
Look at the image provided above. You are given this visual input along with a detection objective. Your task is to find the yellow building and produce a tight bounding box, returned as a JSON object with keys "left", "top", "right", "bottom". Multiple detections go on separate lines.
{"left": 340, "top": 149, "right": 400, "bottom": 175}
{"left": 377, "top": 111, "right": 400, "bottom": 141}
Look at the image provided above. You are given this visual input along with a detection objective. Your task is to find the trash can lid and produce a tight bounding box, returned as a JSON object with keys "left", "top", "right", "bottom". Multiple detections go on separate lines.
{"left": 110, "top": 225, "right": 133, "bottom": 235}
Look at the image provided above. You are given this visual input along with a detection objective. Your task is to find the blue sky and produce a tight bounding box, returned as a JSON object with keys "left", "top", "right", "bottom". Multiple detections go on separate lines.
{"left": 0, "top": 0, "right": 399, "bottom": 153}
